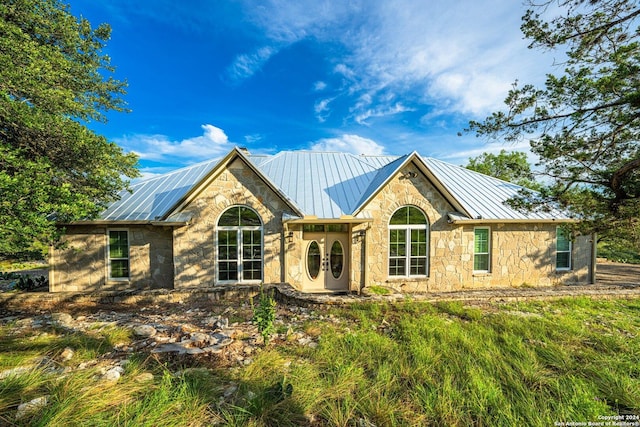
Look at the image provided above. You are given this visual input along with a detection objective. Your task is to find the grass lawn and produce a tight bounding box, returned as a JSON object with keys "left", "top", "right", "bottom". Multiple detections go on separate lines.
{"left": 1, "top": 297, "right": 639, "bottom": 426}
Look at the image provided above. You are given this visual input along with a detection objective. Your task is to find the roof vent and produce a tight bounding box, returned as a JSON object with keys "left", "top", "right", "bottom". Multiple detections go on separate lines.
{"left": 238, "top": 147, "right": 250, "bottom": 154}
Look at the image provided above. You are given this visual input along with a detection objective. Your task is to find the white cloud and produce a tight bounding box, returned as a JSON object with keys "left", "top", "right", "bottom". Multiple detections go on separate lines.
{"left": 313, "top": 81, "right": 327, "bottom": 91}
{"left": 310, "top": 134, "right": 385, "bottom": 155}
{"left": 354, "top": 103, "right": 414, "bottom": 125}
{"left": 117, "top": 124, "right": 234, "bottom": 162}
{"left": 238, "top": 0, "right": 551, "bottom": 121}
{"left": 226, "top": 46, "right": 275, "bottom": 82}
{"left": 314, "top": 98, "right": 333, "bottom": 122}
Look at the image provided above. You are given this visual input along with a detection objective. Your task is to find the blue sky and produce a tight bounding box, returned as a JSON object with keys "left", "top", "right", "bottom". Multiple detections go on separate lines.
{"left": 67, "top": 0, "right": 555, "bottom": 179}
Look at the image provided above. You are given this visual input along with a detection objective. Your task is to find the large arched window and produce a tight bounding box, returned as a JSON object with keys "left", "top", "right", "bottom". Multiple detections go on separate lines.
{"left": 388, "top": 206, "right": 429, "bottom": 277}
{"left": 217, "top": 206, "right": 263, "bottom": 283}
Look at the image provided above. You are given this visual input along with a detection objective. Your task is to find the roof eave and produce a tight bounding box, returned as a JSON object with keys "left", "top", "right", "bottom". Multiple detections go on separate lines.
{"left": 447, "top": 217, "right": 579, "bottom": 225}
{"left": 61, "top": 220, "right": 189, "bottom": 227}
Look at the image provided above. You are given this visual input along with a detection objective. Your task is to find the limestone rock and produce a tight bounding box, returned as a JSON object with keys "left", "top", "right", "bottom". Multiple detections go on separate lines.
{"left": 133, "top": 325, "right": 157, "bottom": 338}
{"left": 15, "top": 396, "right": 49, "bottom": 420}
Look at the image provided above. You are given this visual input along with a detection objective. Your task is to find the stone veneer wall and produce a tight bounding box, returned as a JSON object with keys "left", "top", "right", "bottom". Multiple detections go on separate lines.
{"left": 50, "top": 225, "right": 174, "bottom": 292}
{"left": 358, "top": 162, "right": 593, "bottom": 292}
{"left": 172, "top": 158, "right": 289, "bottom": 288}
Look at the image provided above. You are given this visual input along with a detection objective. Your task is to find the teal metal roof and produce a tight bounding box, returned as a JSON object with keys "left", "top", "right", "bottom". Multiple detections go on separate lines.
{"left": 98, "top": 148, "right": 569, "bottom": 223}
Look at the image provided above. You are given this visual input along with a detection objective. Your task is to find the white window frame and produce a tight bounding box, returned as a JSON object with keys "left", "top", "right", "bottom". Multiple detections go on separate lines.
{"left": 473, "top": 227, "right": 491, "bottom": 273}
{"left": 388, "top": 206, "right": 429, "bottom": 278}
{"left": 107, "top": 228, "right": 130, "bottom": 281}
{"left": 215, "top": 206, "right": 264, "bottom": 284}
{"left": 556, "top": 226, "right": 572, "bottom": 271}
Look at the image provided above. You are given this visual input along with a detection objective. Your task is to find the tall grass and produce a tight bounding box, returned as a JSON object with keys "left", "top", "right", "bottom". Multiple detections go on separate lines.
{"left": 1, "top": 298, "right": 639, "bottom": 425}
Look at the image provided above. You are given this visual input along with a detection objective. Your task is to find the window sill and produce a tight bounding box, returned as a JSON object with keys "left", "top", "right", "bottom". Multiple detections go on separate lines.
{"left": 472, "top": 272, "right": 491, "bottom": 277}
{"left": 386, "top": 276, "right": 429, "bottom": 282}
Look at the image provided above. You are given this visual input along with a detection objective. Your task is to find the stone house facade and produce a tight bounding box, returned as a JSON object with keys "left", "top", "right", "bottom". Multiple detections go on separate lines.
{"left": 49, "top": 148, "right": 596, "bottom": 293}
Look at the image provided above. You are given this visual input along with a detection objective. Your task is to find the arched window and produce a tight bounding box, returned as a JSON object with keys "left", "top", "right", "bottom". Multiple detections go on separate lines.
{"left": 217, "top": 206, "right": 263, "bottom": 282}
{"left": 388, "top": 206, "right": 429, "bottom": 277}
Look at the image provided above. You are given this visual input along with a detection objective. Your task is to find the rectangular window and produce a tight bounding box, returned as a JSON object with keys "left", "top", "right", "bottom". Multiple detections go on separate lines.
{"left": 473, "top": 227, "right": 490, "bottom": 272}
{"left": 108, "top": 230, "right": 129, "bottom": 280}
{"left": 556, "top": 227, "right": 572, "bottom": 270}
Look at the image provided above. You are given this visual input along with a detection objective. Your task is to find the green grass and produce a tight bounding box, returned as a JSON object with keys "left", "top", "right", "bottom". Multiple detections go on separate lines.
{"left": 598, "top": 241, "right": 640, "bottom": 264}
{"left": 1, "top": 298, "right": 639, "bottom": 425}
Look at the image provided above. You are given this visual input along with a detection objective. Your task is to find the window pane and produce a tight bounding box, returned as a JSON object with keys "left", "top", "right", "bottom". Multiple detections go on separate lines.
{"left": 474, "top": 254, "right": 489, "bottom": 271}
{"left": 242, "top": 230, "right": 261, "bottom": 260}
{"left": 303, "top": 224, "right": 325, "bottom": 233}
{"left": 390, "top": 207, "right": 409, "bottom": 225}
{"left": 330, "top": 241, "right": 344, "bottom": 278}
{"left": 109, "top": 231, "right": 128, "bottom": 259}
{"left": 410, "top": 257, "right": 427, "bottom": 275}
{"left": 219, "top": 208, "right": 240, "bottom": 226}
{"left": 390, "top": 206, "right": 427, "bottom": 225}
{"left": 411, "top": 229, "right": 427, "bottom": 256}
{"left": 239, "top": 207, "right": 261, "bottom": 226}
{"left": 474, "top": 229, "right": 489, "bottom": 253}
{"left": 111, "top": 260, "right": 129, "bottom": 278}
{"left": 557, "top": 229, "right": 571, "bottom": 251}
{"left": 556, "top": 252, "right": 570, "bottom": 269}
{"left": 218, "top": 261, "right": 238, "bottom": 281}
{"left": 407, "top": 207, "right": 427, "bottom": 224}
{"left": 242, "top": 261, "right": 262, "bottom": 280}
{"left": 389, "top": 258, "right": 406, "bottom": 276}
{"left": 307, "top": 241, "right": 321, "bottom": 280}
{"left": 219, "top": 231, "right": 237, "bottom": 260}
{"left": 389, "top": 229, "right": 406, "bottom": 257}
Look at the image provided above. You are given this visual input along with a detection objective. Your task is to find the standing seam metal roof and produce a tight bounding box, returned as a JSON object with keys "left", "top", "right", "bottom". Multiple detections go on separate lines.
{"left": 98, "top": 149, "right": 569, "bottom": 222}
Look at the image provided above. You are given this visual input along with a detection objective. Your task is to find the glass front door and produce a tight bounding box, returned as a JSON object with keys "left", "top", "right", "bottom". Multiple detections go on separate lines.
{"left": 303, "top": 231, "right": 349, "bottom": 291}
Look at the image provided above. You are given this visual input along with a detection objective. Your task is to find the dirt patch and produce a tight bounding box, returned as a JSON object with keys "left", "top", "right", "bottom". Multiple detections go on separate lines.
{"left": 596, "top": 261, "right": 640, "bottom": 286}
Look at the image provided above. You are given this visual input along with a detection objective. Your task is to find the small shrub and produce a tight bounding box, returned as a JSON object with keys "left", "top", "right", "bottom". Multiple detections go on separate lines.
{"left": 252, "top": 287, "right": 277, "bottom": 345}
{"left": 0, "top": 271, "right": 21, "bottom": 280}
{"left": 15, "top": 275, "right": 48, "bottom": 291}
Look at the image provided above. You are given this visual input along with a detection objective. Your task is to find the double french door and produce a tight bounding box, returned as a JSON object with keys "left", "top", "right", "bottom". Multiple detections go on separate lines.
{"left": 303, "top": 232, "right": 349, "bottom": 291}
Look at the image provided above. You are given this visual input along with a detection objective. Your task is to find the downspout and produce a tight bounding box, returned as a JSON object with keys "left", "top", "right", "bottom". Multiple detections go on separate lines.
{"left": 589, "top": 232, "right": 598, "bottom": 284}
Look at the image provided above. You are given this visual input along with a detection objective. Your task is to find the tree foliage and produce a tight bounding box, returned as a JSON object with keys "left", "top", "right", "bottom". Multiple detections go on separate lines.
{"left": 0, "top": 0, "right": 139, "bottom": 257}
{"left": 465, "top": 149, "right": 541, "bottom": 190}
{"left": 467, "top": 0, "right": 640, "bottom": 247}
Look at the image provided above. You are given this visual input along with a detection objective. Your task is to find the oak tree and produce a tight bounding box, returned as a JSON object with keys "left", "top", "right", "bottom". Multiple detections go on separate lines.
{"left": 0, "top": 0, "right": 138, "bottom": 257}
{"left": 465, "top": 149, "right": 541, "bottom": 190}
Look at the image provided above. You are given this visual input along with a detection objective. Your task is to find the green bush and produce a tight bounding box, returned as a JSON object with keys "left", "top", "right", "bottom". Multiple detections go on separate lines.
{"left": 252, "top": 287, "right": 277, "bottom": 345}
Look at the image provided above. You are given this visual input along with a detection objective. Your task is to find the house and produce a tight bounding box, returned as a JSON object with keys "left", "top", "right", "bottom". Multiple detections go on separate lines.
{"left": 49, "top": 147, "right": 596, "bottom": 293}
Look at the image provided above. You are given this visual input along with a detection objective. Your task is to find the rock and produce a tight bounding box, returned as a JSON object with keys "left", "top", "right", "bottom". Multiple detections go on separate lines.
{"left": 151, "top": 343, "right": 188, "bottom": 354}
{"left": 0, "top": 367, "right": 29, "bottom": 380}
{"left": 60, "top": 347, "right": 74, "bottom": 361}
{"left": 102, "top": 366, "right": 125, "bottom": 382}
{"left": 133, "top": 325, "right": 156, "bottom": 338}
{"left": 51, "top": 312, "right": 73, "bottom": 326}
{"left": 135, "top": 372, "right": 154, "bottom": 382}
{"left": 202, "top": 345, "right": 223, "bottom": 354}
{"left": 223, "top": 383, "right": 238, "bottom": 398}
{"left": 190, "top": 332, "right": 210, "bottom": 344}
{"left": 15, "top": 396, "right": 49, "bottom": 420}
{"left": 205, "top": 315, "right": 229, "bottom": 330}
